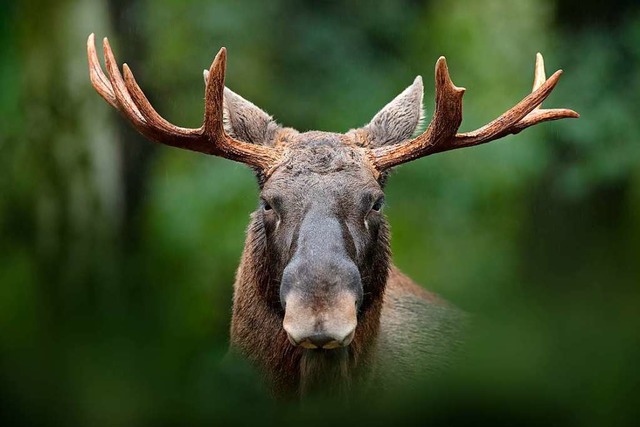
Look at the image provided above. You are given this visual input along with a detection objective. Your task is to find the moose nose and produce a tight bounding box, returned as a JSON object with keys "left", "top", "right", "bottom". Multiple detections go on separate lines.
{"left": 282, "top": 290, "right": 358, "bottom": 350}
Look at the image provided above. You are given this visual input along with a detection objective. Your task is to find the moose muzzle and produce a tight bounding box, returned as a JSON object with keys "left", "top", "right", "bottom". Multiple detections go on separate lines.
{"left": 282, "top": 290, "right": 358, "bottom": 350}
{"left": 279, "top": 208, "right": 363, "bottom": 350}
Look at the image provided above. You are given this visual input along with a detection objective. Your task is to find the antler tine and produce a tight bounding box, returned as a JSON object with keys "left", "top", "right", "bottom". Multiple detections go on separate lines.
{"left": 532, "top": 52, "right": 546, "bottom": 94}
{"left": 204, "top": 48, "right": 227, "bottom": 137}
{"left": 101, "top": 37, "right": 150, "bottom": 129}
{"left": 371, "top": 53, "right": 579, "bottom": 171}
{"left": 503, "top": 53, "right": 579, "bottom": 135}
{"left": 87, "top": 34, "right": 280, "bottom": 171}
{"left": 87, "top": 33, "right": 117, "bottom": 109}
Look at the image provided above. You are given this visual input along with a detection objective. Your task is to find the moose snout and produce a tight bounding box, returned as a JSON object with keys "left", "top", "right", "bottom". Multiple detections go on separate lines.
{"left": 282, "top": 291, "right": 358, "bottom": 350}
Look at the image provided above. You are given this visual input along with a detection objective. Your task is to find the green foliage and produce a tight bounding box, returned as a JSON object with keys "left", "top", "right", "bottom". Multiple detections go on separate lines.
{"left": 1, "top": 0, "right": 639, "bottom": 425}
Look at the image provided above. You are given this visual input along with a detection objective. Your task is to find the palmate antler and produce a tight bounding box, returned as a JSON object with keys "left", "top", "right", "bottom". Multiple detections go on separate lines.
{"left": 87, "top": 34, "right": 280, "bottom": 170}
{"left": 372, "top": 54, "right": 579, "bottom": 171}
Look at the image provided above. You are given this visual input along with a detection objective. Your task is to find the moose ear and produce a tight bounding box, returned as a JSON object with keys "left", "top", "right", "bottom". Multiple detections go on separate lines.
{"left": 203, "top": 70, "right": 281, "bottom": 145}
{"left": 361, "top": 76, "right": 424, "bottom": 147}
{"left": 223, "top": 87, "right": 283, "bottom": 145}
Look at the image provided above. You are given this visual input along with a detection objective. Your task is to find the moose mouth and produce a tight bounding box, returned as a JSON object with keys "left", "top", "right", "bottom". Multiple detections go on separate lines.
{"left": 286, "top": 329, "right": 356, "bottom": 350}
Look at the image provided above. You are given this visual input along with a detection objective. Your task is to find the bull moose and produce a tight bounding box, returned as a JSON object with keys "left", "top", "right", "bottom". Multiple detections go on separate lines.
{"left": 87, "top": 34, "right": 578, "bottom": 398}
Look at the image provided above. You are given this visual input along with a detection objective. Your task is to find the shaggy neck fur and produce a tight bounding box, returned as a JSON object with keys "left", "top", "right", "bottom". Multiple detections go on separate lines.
{"left": 230, "top": 210, "right": 390, "bottom": 399}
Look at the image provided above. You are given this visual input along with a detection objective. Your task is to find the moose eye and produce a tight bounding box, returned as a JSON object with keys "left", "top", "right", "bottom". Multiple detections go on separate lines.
{"left": 371, "top": 197, "right": 384, "bottom": 212}
{"left": 262, "top": 200, "right": 273, "bottom": 212}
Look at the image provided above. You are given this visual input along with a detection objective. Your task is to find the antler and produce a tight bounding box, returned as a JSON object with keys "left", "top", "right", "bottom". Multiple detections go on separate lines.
{"left": 372, "top": 53, "right": 579, "bottom": 171}
{"left": 87, "top": 34, "right": 280, "bottom": 170}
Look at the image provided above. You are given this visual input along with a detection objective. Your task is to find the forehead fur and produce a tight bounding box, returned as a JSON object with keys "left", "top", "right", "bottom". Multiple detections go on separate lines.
{"left": 271, "top": 131, "right": 377, "bottom": 178}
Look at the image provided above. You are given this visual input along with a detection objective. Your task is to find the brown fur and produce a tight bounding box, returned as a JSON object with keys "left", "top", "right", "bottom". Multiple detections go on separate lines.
{"left": 230, "top": 206, "right": 388, "bottom": 398}
{"left": 229, "top": 202, "right": 462, "bottom": 398}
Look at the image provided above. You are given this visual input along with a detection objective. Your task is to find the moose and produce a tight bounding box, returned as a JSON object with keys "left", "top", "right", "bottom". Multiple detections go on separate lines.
{"left": 87, "top": 34, "right": 578, "bottom": 398}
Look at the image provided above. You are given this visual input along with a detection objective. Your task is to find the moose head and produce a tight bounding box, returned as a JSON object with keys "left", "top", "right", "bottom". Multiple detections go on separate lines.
{"left": 87, "top": 34, "right": 578, "bottom": 396}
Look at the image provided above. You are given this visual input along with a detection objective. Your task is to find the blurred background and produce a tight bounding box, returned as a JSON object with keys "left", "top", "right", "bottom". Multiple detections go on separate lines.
{"left": 1, "top": 0, "right": 639, "bottom": 425}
